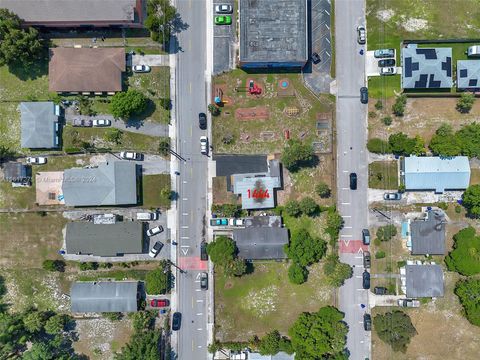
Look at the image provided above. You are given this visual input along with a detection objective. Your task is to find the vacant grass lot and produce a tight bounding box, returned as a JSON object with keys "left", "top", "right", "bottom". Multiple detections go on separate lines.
{"left": 142, "top": 174, "right": 171, "bottom": 209}
{"left": 212, "top": 69, "right": 333, "bottom": 154}
{"left": 367, "top": 75, "right": 401, "bottom": 99}
{"left": 215, "top": 261, "right": 333, "bottom": 341}
{"left": 0, "top": 63, "right": 49, "bottom": 102}
{"left": 368, "top": 161, "right": 398, "bottom": 189}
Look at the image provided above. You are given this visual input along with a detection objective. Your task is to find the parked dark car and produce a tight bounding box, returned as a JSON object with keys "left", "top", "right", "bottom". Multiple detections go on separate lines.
{"left": 362, "top": 271, "right": 370, "bottom": 289}
{"left": 200, "top": 272, "right": 208, "bottom": 290}
{"left": 200, "top": 241, "right": 208, "bottom": 261}
{"left": 374, "top": 286, "right": 387, "bottom": 295}
{"left": 350, "top": 173, "right": 357, "bottom": 190}
{"left": 199, "top": 112, "right": 207, "bottom": 130}
{"left": 363, "top": 313, "right": 372, "bottom": 331}
{"left": 311, "top": 52, "right": 321, "bottom": 64}
{"left": 362, "top": 229, "right": 370, "bottom": 245}
{"left": 363, "top": 251, "right": 371, "bottom": 268}
{"left": 172, "top": 312, "right": 182, "bottom": 331}
{"left": 378, "top": 58, "right": 395, "bottom": 67}
{"left": 360, "top": 87, "right": 368, "bottom": 104}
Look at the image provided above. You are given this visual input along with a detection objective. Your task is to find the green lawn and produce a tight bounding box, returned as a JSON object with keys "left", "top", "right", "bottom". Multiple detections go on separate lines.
{"left": 0, "top": 63, "right": 49, "bottom": 102}
{"left": 368, "top": 75, "right": 401, "bottom": 99}
{"left": 142, "top": 174, "right": 171, "bottom": 209}
{"left": 368, "top": 161, "right": 399, "bottom": 189}
{"left": 215, "top": 261, "right": 333, "bottom": 342}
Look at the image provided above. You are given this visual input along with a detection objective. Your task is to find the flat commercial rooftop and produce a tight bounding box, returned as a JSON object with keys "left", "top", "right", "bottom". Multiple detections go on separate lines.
{"left": 405, "top": 264, "right": 444, "bottom": 298}
{"left": 239, "top": 0, "right": 308, "bottom": 66}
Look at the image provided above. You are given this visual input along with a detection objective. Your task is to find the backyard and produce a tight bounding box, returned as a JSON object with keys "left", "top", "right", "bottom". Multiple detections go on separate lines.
{"left": 211, "top": 69, "right": 334, "bottom": 154}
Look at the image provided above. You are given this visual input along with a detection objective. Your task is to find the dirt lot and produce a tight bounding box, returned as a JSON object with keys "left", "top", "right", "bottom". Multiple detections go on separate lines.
{"left": 372, "top": 272, "right": 480, "bottom": 360}
{"left": 368, "top": 98, "right": 480, "bottom": 144}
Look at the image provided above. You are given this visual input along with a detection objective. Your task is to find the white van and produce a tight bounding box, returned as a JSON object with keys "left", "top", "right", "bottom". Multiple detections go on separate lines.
{"left": 136, "top": 212, "right": 158, "bottom": 221}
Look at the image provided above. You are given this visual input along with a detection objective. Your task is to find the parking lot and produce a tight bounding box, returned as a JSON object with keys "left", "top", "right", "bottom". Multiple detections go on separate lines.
{"left": 366, "top": 50, "right": 401, "bottom": 77}
{"left": 212, "top": 0, "right": 236, "bottom": 74}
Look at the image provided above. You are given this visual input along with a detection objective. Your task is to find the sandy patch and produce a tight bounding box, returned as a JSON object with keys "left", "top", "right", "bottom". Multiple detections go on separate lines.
{"left": 402, "top": 17, "right": 429, "bottom": 32}
{"left": 376, "top": 9, "right": 395, "bottom": 22}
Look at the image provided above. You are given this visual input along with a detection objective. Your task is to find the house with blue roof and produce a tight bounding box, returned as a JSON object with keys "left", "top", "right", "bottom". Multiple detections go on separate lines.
{"left": 457, "top": 60, "right": 480, "bottom": 90}
{"left": 402, "top": 156, "right": 470, "bottom": 193}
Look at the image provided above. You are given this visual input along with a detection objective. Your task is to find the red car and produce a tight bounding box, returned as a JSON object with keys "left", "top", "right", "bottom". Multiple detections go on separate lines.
{"left": 150, "top": 299, "right": 169, "bottom": 307}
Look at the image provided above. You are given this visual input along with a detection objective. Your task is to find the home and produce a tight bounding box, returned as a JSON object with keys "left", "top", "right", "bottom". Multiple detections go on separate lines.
{"left": 232, "top": 216, "right": 289, "bottom": 260}
{"left": 0, "top": 0, "right": 144, "bottom": 28}
{"left": 402, "top": 156, "right": 470, "bottom": 193}
{"left": 456, "top": 60, "right": 480, "bottom": 91}
{"left": 70, "top": 281, "right": 140, "bottom": 313}
{"left": 409, "top": 210, "right": 446, "bottom": 255}
{"left": 2, "top": 162, "right": 31, "bottom": 187}
{"left": 20, "top": 102, "right": 60, "bottom": 149}
{"left": 65, "top": 221, "right": 144, "bottom": 257}
{"left": 62, "top": 161, "right": 137, "bottom": 207}
{"left": 400, "top": 263, "right": 444, "bottom": 298}
{"left": 401, "top": 46, "right": 452, "bottom": 89}
{"left": 49, "top": 47, "right": 126, "bottom": 94}
{"left": 239, "top": 0, "right": 308, "bottom": 68}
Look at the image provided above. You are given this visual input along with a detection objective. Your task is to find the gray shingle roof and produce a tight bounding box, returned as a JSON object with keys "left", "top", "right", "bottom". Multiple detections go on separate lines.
{"left": 65, "top": 222, "right": 144, "bottom": 257}
{"left": 402, "top": 46, "right": 452, "bottom": 89}
{"left": 70, "top": 281, "right": 138, "bottom": 313}
{"left": 62, "top": 162, "right": 137, "bottom": 206}
{"left": 457, "top": 60, "right": 480, "bottom": 89}
{"left": 239, "top": 0, "right": 308, "bottom": 66}
{"left": 20, "top": 102, "right": 58, "bottom": 149}
{"left": 405, "top": 264, "right": 444, "bottom": 298}
{"left": 411, "top": 210, "right": 446, "bottom": 255}
{"left": 233, "top": 227, "right": 289, "bottom": 260}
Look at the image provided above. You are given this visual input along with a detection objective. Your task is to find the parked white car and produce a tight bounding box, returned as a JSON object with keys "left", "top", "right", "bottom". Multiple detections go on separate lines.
{"left": 92, "top": 119, "right": 111, "bottom": 127}
{"left": 133, "top": 65, "right": 151, "bottom": 73}
{"left": 215, "top": 4, "right": 233, "bottom": 13}
{"left": 229, "top": 218, "right": 244, "bottom": 226}
{"left": 200, "top": 136, "right": 208, "bottom": 155}
{"left": 147, "top": 225, "right": 164, "bottom": 237}
{"left": 149, "top": 241, "right": 164, "bottom": 258}
{"left": 380, "top": 66, "right": 397, "bottom": 76}
{"left": 120, "top": 151, "right": 142, "bottom": 160}
{"left": 398, "top": 299, "right": 420, "bottom": 307}
{"left": 26, "top": 157, "right": 47, "bottom": 165}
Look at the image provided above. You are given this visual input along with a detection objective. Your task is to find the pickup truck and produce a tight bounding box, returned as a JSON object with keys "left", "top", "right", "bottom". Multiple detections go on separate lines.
{"left": 210, "top": 218, "right": 228, "bottom": 226}
{"left": 398, "top": 299, "right": 420, "bottom": 308}
{"left": 229, "top": 218, "right": 244, "bottom": 226}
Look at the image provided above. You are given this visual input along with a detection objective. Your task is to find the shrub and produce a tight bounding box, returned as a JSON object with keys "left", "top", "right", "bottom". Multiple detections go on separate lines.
{"left": 110, "top": 89, "right": 148, "bottom": 120}
{"left": 455, "top": 205, "right": 462, "bottom": 214}
{"left": 207, "top": 236, "right": 236, "bottom": 267}
{"left": 208, "top": 104, "right": 220, "bottom": 116}
{"left": 103, "top": 128, "right": 123, "bottom": 144}
{"left": 375, "top": 251, "right": 386, "bottom": 259}
{"left": 224, "top": 258, "right": 247, "bottom": 277}
{"left": 367, "top": 138, "right": 391, "bottom": 154}
{"left": 376, "top": 224, "right": 397, "bottom": 242}
{"left": 281, "top": 139, "right": 315, "bottom": 172}
{"left": 145, "top": 264, "right": 170, "bottom": 294}
{"left": 445, "top": 227, "right": 480, "bottom": 275}
{"left": 145, "top": 0, "right": 176, "bottom": 43}
{"left": 79, "top": 262, "right": 98, "bottom": 271}
{"left": 392, "top": 94, "right": 407, "bottom": 116}
{"left": 285, "top": 229, "right": 326, "bottom": 267}
{"left": 462, "top": 184, "right": 480, "bottom": 218}
{"left": 456, "top": 92, "right": 475, "bottom": 113}
{"left": 323, "top": 255, "right": 352, "bottom": 287}
{"left": 285, "top": 200, "right": 302, "bottom": 217}
{"left": 222, "top": 133, "right": 234, "bottom": 144}
{"left": 389, "top": 132, "right": 425, "bottom": 156}
{"left": 368, "top": 111, "right": 377, "bottom": 118}
{"left": 374, "top": 237, "right": 381, "bottom": 247}
{"left": 158, "top": 138, "right": 170, "bottom": 156}
{"left": 159, "top": 98, "right": 171, "bottom": 110}
{"left": 315, "top": 182, "right": 331, "bottom": 198}
{"left": 299, "top": 197, "right": 319, "bottom": 216}
{"left": 437, "top": 202, "right": 448, "bottom": 211}
{"left": 102, "top": 312, "right": 123, "bottom": 321}
{"left": 42, "top": 260, "right": 66, "bottom": 272}
{"left": 375, "top": 99, "right": 383, "bottom": 110}
{"left": 382, "top": 116, "right": 392, "bottom": 126}
{"left": 211, "top": 203, "right": 241, "bottom": 217}
{"left": 288, "top": 263, "right": 308, "bottom": 284}
{"left": 455, "top": 278, "right": 480, "bottom": 326}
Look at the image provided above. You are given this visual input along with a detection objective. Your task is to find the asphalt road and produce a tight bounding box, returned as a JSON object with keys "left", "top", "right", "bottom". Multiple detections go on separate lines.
{"left": 334, "top": 1, "right": 370, "bottom": 359}
{"left": 174, "top": 1, "right": 209, "bottom": 359}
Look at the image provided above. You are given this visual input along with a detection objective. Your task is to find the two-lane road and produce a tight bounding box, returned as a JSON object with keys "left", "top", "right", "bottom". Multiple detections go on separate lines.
{"left": 174, "top": 1, "right": 209, "bottom": 359}
{"left": 334, "top": 0, "right": 370, "bottom": 359}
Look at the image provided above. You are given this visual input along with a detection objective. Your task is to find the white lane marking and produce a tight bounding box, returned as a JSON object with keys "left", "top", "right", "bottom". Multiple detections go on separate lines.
{"left": 344, "top": 226, "right": 352, "bottom": 229}
{"left": 342, "top": 187, "right": 349, "bottom": 190}
{"left": 357, "top": 288, "right": 364, "bottom": 291}
{"left": 341, "top": 202, "right": 351, "bottom": 205}
{"left": 355, "top": 256, "right": 363, "bottom": 259}
{"left": 341, "top": 234, "right": 352, "bottom": 238}
{"left": 325, "top": 24, "right": 330, "bottom": 30}
{"left": 355, "top": 275, "right": 362, "bottom": 278}
{"left": 343, "top": 170, "right": 349, "bottom": 173}
{"left": 360, "top": 341, "right": 364, "bottom": 344}
{"left": 180, "top": 236, "right": 189, "bottom": 239}
{"left": 342, "top": 215, "right": 351, "bottom": 218}
{"left": 181, "top": 248, "right": 189, "bottom": 255}
{"left": 324, "top": 10, "right": 330, "bottom": 15}
{"left": 326, "top": 51, "right": 331, "bottom": 57}
{"left": 181, "top": 225, "right": 189, "bottom": 229}
{"left": 196, "top": 299, "right": 204, "bottom": 303}
{"left": 181, "top": 245, "right": 190, "bottom": 247}
{"left": 197, "top": 345, "right": 203, "bottom": 348}
{"left": 325, "top": 38, "right": 331, "bottom": 44}
{"left": 196, "top": 273, "right": 201, "bottom": 280}
{"left": 183, "top": 180, "right": 187, "bottom": 184}
{"left": 196, "top": 313, "right": 203, "bottom": 316}
{"left": 195, "top": 289, "right": 201, "bottom": 292}
{"left": 194, "top": 280, "right": 200, "bottom": 283}
{"left": 197, "top": 328, "right": 203, "bottom": 331}
{"left": 182, "top": 213, "right": 189, "bottom": 216}
{"left": 182, "top": 198, "right": 188, "bottom": 201}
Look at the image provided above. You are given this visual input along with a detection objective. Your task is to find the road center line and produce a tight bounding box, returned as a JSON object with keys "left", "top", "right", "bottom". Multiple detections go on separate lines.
{"left": 182, "top": 198, "right": 188, "bottom": 201}
{"left": 196, "top": 313, "right": 203, "bottom": 316}
{"left": 341, "top": 202, "right": 351, "bottom": 205}
{"left": 342, "top": 215, "right": 351, "bottom": 218}
{"left": 181, "top": 225, "right": 189, "bottom": 229}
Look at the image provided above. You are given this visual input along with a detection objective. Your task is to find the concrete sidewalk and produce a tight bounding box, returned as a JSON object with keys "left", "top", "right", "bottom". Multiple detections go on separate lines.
{"left": 132, "top": 54, "right": 169, "bottom": 67}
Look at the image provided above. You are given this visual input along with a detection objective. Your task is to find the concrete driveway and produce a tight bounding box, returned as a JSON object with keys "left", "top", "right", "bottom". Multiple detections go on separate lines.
{"left": 88, "top": 153, "right": 170, "bottom": 175}
{"left": 131, "top": 54, "right": 169, "bottom": 67}
{"left": 368, "top": 189, "right": 463, "bottom": 205}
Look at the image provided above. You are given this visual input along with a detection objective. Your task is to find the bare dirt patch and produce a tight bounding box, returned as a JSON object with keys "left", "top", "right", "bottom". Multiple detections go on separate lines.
{"left": 235, "top": 107, "right": 269, "bottom": 121}
{"left": 376, "top": 9, "right": 395, "bottom": 22}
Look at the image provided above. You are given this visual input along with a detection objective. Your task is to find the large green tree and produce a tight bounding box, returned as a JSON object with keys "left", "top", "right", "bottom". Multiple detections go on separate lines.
{"left": 388, "top": 132, "right": 425, "bottom": 156}
{"left": 258, "top": 329, "right": 293, "bottom": 355}
{"left": 110, "top": 89, "right": 148, "bottom": 120}
{"left": 206, "top": 236, "right": 236, "bottom": 267}
{"left": 289, "top": 306, "right": 348, "bottom": 359}
{"left": 376, "top": 224, "right": 397, "bottom": 242}
{"left": 462, "top": 185, "right": 480, "bottom": 218}
{"left": 115, "top": 330, "right": 161, "bottom": 360}
{"left": 445, "top": 227, "right": 480, "bottom": 275}
{"left": 457, "top": 122, "right": 480, "bottom": 157}
{"left": 145, "top": 0, "right": 177, "bottom": 43}
{"left": 281, "top": 139, "right": 315, "bottom": 172}
{"left": 285, "top": 229, "right": 326, "bottom": 267}
{"left": 0, "top": 9, "right": 43, "bottom": 66}
{"left": 145, "top": 264, "right": 170, "bottom": 294}
{"left": 429, "top": 123, "right": 462, "bottom": 157}
{"left": 455, "top": 278, "right": 480, "bottom": 326}
{"left": 373, "top": 310, "right": 417, "bottom": 352}
{"left": 288, "top": 262, "right": 308, "bottom": 285}
{"left": 323, "top": 255, "right": 352, "bottom": 287}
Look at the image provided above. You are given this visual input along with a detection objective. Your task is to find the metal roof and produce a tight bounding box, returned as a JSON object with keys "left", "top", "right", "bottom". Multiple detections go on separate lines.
{"left": 403, "top": 156, "right": 470, "bottom": 193}
{"left": 20, "top": 102, "right": 58, "bottom": 149}
{"left": 70, "top": 281, "right": 138, "bottom": 313}
{"left": 233, "top": 227, "right": 289, "bottom": 260}
{"left": 405, "top": 264, "right": 444, "bottom": 298}
{"left": 214, "top": 155, "right": 268, "bottom": 177}
{"left": 457, "top": 60, "right": 480, "bottom": 89}
{"left": 411, "top": 210, "right": 446, "bottom": 255}
{"left": 239, "top": 0, "right": 308, "bottom": 66}
{"left": 233, "top": 175, "right": 280, "bottom": 209}
{"left": 0, "top": 0, "right": 136, "bottom": 23}
{"left": 244, "top": 216, "right": 282, "bottom": 228}
{"left": 3, "top": 162, "right": 30, "bottom": 182}
{"left": 401, "top": 46, "right": 452, "bottom": 89}
{"left": 62, "top": 162, "right": 137, "bottom": 206}
{"left": 65, "top": 222, "right": 144, "bottom": 257}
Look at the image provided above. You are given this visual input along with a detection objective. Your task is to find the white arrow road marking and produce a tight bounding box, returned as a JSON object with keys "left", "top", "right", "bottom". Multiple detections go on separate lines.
{"left": 343, "top": 239, "right": 350, "bottom": 246}
{"left": 358, "top": 248, "right": 364, "bottom": 254}
{"left": 196, "top": 273, "right": 201, "bottom": 280}
{"left": 181, "top": 248, "right": 189, "bottom": 255}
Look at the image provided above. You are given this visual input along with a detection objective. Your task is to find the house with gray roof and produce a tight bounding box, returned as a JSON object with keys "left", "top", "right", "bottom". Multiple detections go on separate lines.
{"left": 405, "top": 264, "right": 444, "bottom": 298}
{"left": 20, "top": 102, "right": 59, "bottom": 149}
{"left": 410, "top": 210, "right": 446, "bottom": 255}
{"left": 62, "top": 161, "right": 137, "bottom": 206}
{"left": 65, "top": 221, "right": 144, "bottom": 257}
{"left": 401, "top": 46, "right": 452, "bottom": 89}
{"left": 2, "top": 162, "right": 31, "bottom": 187}
{"left": 232, "top": 216, "right": 288, "bottom": 260}
{"left": 70, "top": 281, "right": 139, "bottom": 313}
{"left": 457, "top": 60, "right": 480, "bottom": 90}
{"left": 239, "top": 0, "right": 308, "bottom": 68}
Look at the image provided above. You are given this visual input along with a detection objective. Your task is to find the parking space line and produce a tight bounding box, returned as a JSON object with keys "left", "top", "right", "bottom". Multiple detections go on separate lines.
{"left": 182, "top": 198, "right": 188, "bottom": 201}
{"left": 344, "top": 226, "right": 352, "bottom": 229}
{"left": 196, "top": 299, "right": 203, "bottom": 303}
{"left": 343, "top": 170, "right": 349, "bottom": 173}
{"left": 195, "top": 289, "right": 201, "bottom": 292}
{"left": 342, "top": 187, "right": 349, "bottom": 190}
{"left": 182, "top": 213, "right": 188, "bottom": 216}
{"left": 196, "top": 313, "right": 203, "bottom": 316}
{"left": 355, "top": 276, "right": 362, "bottom": 278}
{"left": 197, "top": 328, "right": 203, "bottom": 331}
{"left": 181, "top": 225, "right": 189, "bottom": 229}
{"left": 341, "top": 202, "right": 351, "bottom": 205}
{"left": 357, "top": 288, "right": 364, "bottom": 291}
{"left": 342, "top": 215, "right": 351, "bottom": 218}
{"left": 180, "top": 236, "right": 189, "bottom": 239}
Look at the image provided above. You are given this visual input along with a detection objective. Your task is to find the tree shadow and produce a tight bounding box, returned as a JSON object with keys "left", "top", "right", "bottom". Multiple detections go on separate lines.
{"left": 171, "top": 13, "right": 189, "bottom": 34}
{"left": 7, "top": 51, "right": 49, "bottom": 81}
